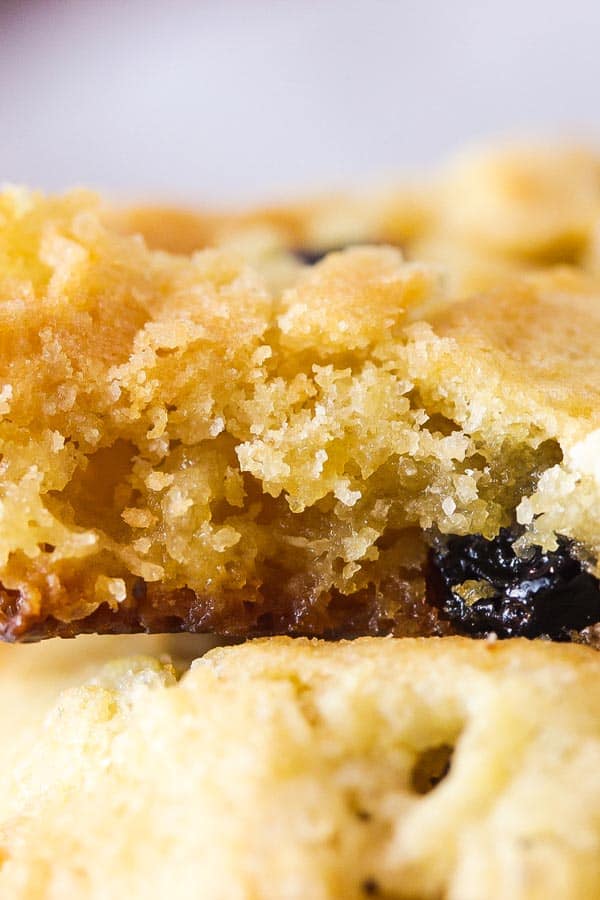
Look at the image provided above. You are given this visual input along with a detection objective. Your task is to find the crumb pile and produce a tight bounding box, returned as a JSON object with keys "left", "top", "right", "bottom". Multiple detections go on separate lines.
{"left": 2, "top": 155, "right": 600, "bottom": 639}
{"left": 2, "top": 636, "right": 600, "bottom": 899}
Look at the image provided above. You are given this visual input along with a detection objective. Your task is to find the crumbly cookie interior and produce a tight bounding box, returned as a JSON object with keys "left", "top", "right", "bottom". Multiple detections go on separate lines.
{"left": 2, "top": 150, "right": 600, "bottom": 639}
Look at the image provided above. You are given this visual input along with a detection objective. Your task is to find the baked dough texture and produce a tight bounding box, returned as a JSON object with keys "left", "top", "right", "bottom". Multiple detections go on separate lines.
{"left": 2, "top": 636, "right": 600, "bottom": 899}
{"left": 2, "top": 146, "right": 600, "bottom": 639}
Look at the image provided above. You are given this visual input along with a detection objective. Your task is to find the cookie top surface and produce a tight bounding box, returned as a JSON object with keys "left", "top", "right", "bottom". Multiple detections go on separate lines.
{"left": 0, "top": 632, "right": 214, "bottom": 776}
{"left": 2, "top": 635, "right": 600, "bottom": 899}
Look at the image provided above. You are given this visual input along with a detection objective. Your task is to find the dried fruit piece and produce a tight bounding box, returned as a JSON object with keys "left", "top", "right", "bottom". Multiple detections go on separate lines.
{"left": 430, "top": 528, "right": 600, "bottom": 639}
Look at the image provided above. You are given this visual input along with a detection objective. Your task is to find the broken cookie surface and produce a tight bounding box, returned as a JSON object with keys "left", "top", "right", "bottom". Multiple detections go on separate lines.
{"left": 2, "top": 183, "right": 600, "bottom": 640}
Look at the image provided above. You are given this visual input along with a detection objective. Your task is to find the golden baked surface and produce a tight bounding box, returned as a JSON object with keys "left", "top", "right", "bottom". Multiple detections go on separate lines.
{"left": 2, "top": 636, "right": 600, "bottom": 899}
{"left": 2, "top": 146, "right": 600, "bottom": 639}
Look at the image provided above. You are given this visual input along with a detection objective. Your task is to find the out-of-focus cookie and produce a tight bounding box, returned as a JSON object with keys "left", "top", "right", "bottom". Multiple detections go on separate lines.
{"left": 114, "top": 143, "right": 600, "bottom": 291}
{"left": 0, "top": 633, "right": 217, "bottom": 777}
{"left": 2, "top": 636, "right": 600, "bottom": 899}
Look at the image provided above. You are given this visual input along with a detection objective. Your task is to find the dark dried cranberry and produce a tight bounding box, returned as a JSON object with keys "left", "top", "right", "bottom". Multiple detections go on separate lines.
{"left": 291, "top": 246, "right": 341, "bottom": 265}
{"left": 292, "top": 242, "right": 384, "bottom": 266}
{"left": 429, "top": 527, "right": 600, "bottom": 640}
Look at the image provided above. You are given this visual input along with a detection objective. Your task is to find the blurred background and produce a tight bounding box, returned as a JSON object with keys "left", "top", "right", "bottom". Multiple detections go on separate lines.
{"left": 1, "top": 0, "right": 599, "bottom": 205}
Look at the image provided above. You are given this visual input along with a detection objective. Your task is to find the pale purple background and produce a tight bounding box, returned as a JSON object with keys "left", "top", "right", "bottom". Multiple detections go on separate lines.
{"left": 1, "top": 0, "right": 599, "bottom": 204}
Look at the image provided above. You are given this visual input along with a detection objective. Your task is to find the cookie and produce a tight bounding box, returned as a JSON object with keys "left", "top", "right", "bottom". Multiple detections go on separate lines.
{"left": 2, "top": 636, "right": 600, "bottom": 899}
{"left": 114, "top": 143, "right": 600, "bottom": 291}
{"left": 2, "top": 155, "right": 600, "bottom": 641}
{"left": 0, "top": 632, "right": 216, "bottom": 774}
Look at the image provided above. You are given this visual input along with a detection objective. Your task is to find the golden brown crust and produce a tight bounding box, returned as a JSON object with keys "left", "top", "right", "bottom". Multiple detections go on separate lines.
{"left": 4, "top": 568, "right": 450, "bottom": 642}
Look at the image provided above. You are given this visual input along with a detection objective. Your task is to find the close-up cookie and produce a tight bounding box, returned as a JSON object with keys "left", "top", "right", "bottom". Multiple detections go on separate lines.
{"left": 2, "top": 157, "right": 600, "bottom": 642}
{"left": 2, "top": 636, "right": 600, "bottom": 899}
{"left": 4, "top": 5, "right": 600, "bottom": 899}
{"left": 113, "top": 143, "right": 600, "bottom": 291}
{"left": 0, "top": 632, "right": 211, "bottom": 775}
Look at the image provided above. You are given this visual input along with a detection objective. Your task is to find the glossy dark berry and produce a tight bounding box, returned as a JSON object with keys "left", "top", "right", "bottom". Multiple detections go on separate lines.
{"left": 429, "top": 527, "right": 600, "bottom": 639}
